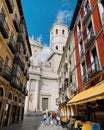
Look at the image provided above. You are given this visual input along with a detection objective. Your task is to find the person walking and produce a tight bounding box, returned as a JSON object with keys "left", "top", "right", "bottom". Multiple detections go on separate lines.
{"left": 52, "top": 112, "right": 56, "bottom": 127}
{"left": 56, "top": 114, "right": 60, "bottom": 126}
{"left": 47, "top": 111, "right": 51, "bottom": 125}
{"left": 43, "top": 113, "right": 47, "bottom": 126}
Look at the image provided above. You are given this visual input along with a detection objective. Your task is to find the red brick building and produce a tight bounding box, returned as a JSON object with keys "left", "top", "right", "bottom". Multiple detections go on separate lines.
{"left": 68, "top": 0, "right": 104, "bottom": 128}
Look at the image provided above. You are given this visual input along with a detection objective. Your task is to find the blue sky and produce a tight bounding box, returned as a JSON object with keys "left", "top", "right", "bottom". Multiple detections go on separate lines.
{"left": 21, "top": 0, "right": 77, "bottom": 46}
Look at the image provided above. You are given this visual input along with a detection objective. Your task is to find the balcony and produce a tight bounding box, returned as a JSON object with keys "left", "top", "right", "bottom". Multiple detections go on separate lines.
{"left": 28, "top": 60, "right": 31, "bottom": 67}
{"left": 20, "top": 20, "right": 26, "bottom": 33}
{"left": 0, "top": 12, "right": 9, "bottom": 38}
{"left": 8, "top": 34, "right": 15, "bottom": 54}
{"left": 23, "top": 68, "right": 27, "bottom": 76}
{"left": 10, "top": 76, "right": 20, "bottom": 89}
{"left": 13, "top": 13, "right": 19, "bottom": 32}
{"left": 80, "top": 50, "right": 84, "bottom": 58}
{"left": 0, "top": 57, "right": 4, "bottom": 74}
{"left": 24, "top": 88, "right": 28, "bottom": 96}
{"left": 26, "top": 72, "right": 29, "bottom": 80}
{"left": 85, "top": 28, "right": 96, "bottom": 48}
{"left": 83, "top": 5, "right": 92, "bottom": 25}
{"left": 18, "top": 32, "right": 26, "bottom": 43}
{"left": 5, "top": 0, "right": 14, "bottom": 13}
{"left": 1, "top": 65, "right": 11, "bottom": 81}
{"left": 87, "top": 59, "right": 101, "bottom": 78}
{"left": 82, "top": 73, "right": 88, "bottom": 84}
{"left": 14, "top": 52, "right": 24, "bottom": 70}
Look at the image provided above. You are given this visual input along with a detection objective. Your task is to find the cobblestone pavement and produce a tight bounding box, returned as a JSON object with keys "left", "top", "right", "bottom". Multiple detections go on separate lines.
{"left": 1, "top": 116, "right": 66, "bottom": 130}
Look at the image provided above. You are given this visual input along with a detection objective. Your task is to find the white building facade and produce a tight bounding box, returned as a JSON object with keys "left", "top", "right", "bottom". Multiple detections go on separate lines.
{"left": 25, "top": 18, "right": 68, "bottom": 113}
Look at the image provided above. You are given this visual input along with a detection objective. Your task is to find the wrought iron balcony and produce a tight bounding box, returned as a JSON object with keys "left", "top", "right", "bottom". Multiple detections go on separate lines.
{"left": 0, "top": 12, "right": 9, "bottom": 38}
{"left": 82, "top": 73, "right": 87, "bottom": 84}
{"left": 87, "top": 59, "right": 101, "bottom": 78}
{"left": 13, "top": 13, "right": 19, "bottom": 32}
{"left": 8, "top": 34, "right": 15, "bottom": 54}
{"left": 26, "top": 72, "right": 29, "bottom": 80}
{"left": 28, "top": 60, "right": 31, "bottom": 67}
{"left": 23, "top": 68, "right": 27, "bottom": 76}
{"left": 78, "top": 30, "right": 82, "bottom": 39}
{"left": 0, "top": 57, "right": 4, "bottom": 74}
{"left": 18, "top": 32, "right": 26, "bottom": 43}
{"left": 1, "top": 65, "right": 11, "bottom": 81}
{"left": 14, "top": 52, "right": 24, "bottom": 69}
{"left": 24, "top": 88, "right": 28, "bottom": 96}
{"left": 10, "top": 76, "right": 20, "bottom": 89}
{"left": 19, "top": 20, "right": 26, "bottom": 33}
{"left": 85, "top": 28, "right": 96, "bottom": 48}
{"left": 80, "top": 50, "right": 84, "bottom": 58}
{"left": 83, "top": 4, "right": 92, "bottom": 25}
{"left": 5, "top": 0, "right": 14, "bottom": 13}
{"left": 25, "top": 53, "right": 29, "bottom": 61}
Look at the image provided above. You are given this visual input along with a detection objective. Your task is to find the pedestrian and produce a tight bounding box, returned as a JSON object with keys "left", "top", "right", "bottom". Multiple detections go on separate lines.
{"left": 56, "top": 114, "right": 60, "bottom": 126}
{"left": 52, "top": 112, "right": 56, "bottom": 127}
{"left": 47, "top": 111, "right": 50, "bottom": 125}
{"left": 43, "top": 113, "right": 47, "bottom": 126}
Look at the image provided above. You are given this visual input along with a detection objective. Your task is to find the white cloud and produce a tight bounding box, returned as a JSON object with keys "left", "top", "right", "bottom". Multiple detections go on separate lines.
{"left": 41, "top": 45, "right": 51, "bottom": 62}
{"left": 57, "top": 10, "right": 72, "bottom": 24}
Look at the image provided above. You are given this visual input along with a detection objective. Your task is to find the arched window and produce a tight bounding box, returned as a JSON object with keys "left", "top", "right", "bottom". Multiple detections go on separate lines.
{"left": 56, "top": 29, "right": 58, "bottom": 34}
{"left": 62, "top": 29, "right": 65, "bottom": 35}
{"left": 56, "top": 46, "right": 58, "bottom": 50}
{"left": 0, "top": 87, "right": 3, "bottom": 97}
{"left": 8, "top": 93, "right": 12, "bottom": 99}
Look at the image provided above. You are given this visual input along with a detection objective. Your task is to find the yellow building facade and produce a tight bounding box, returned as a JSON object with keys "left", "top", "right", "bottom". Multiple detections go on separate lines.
{"left": 0, "top": 0, "right": 31, "bottom": 128}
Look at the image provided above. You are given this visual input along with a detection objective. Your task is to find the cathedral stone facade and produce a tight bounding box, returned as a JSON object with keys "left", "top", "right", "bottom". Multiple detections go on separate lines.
{"left": 25, "top": 18, "right": 68, "bottom": 113}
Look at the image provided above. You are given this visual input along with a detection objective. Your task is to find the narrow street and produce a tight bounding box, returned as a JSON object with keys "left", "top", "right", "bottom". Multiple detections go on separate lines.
{"left": 1, "top": 116, "right": 66, "bottom": 130}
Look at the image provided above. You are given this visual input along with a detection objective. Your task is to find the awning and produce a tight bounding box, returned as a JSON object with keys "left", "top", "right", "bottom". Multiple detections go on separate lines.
{"left": 67, "top": 81, "right": 104, "bottom": 106}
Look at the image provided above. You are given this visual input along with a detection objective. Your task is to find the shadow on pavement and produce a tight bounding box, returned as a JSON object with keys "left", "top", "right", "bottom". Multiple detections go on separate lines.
{"left": 1, "top": 116, "right": 42, "bottom": 130}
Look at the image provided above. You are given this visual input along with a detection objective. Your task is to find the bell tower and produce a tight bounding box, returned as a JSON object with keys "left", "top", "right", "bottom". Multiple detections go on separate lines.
{"left": 50, "top": 17, "right": 69, "bottom": 53}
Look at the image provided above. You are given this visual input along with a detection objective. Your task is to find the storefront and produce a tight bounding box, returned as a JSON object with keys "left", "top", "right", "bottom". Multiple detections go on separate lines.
{"left": 67, "top": 81, "right": 104, "bottom": 129}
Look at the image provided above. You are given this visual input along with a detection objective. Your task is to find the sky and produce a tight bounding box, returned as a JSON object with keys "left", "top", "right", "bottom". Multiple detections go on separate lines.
{"left": 21, "top": 0, "right": 77, "bottom": 61}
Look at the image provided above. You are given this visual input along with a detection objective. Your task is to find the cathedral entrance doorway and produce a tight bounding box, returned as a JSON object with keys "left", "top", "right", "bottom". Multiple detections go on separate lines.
{"left": 42, "top": 98, "right": 48, "bottom": 111}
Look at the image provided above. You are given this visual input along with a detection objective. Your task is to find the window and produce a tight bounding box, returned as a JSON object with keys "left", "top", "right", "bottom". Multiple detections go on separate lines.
{"left": 63, "top": 47, "right": 64, "bottom": 52}
{"left": 56, "top": 46, "right": 58, "bottom": 50}
{"left": 56, "top": 29, "right": 58, "bottom": 34}
{"left": 100, "top": 0, "right": 104, "bottom": 24}
{"left": 78, "top": 20, "right": 81, "bottom": 38}
{"left": 4, "top": 56, "right": 9, "bottom": 66}
{"left": 101, "top": 0, "right": 104, "bottom": 7}
{"left": 62, "top": 29, "right": 65, "bottom": 35}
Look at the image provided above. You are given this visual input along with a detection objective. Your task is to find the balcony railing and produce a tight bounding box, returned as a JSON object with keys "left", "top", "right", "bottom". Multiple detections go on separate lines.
{"left": 80, "top": 50, "right": 84, "bottom": 58}
{"left": 85, "top": 28, "right": 96, "bottom": 48}
{"left": 13, "top": 13, "right": 19, "bottom": 32}
{"left": 87, "top": 59, "right": 101, "bottom": 78}
{"left": 5, "top": 0, "right": 14, "bottom": 13}
{"left": 26, "top": 72, "right": 29, "bottom": 80}
{"left": 83, "top": 4, "right": 92, "bottom": 24}
{"left": 1, "top": 65, "right": 11, "bottom": 81}
{"left": 0, "top": 11, "right": 9, "bottom": 38}
{"left": 14, "top": 52, "right": 24, "bottom": 70}
{"left": 18, "top": 32, "right": 26, "bottom": 43}
{"left": 0, "top": 57, "right": 4, "bottom": 74}
{"left": 19, "top": 20, "right": 26, "bottom": 33}
{"left": 8, "top": 34, "right": 15, "bottom": 54}
{"left": 24, "top": 88, "right": 28, "bottom": 96}
{"left": 10, "top": 76, "right": 20, "bottom": 89}
{"left": 78, "top": 30, "right": 82, "bottom": 39}
{"left": 82, "top": 73, "right": 87, "bottom": 84}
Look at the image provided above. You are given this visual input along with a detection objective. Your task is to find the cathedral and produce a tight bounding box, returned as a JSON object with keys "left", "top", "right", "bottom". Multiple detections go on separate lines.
{"left": 25, "top": 18, "right": 68, "bottom": 113}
